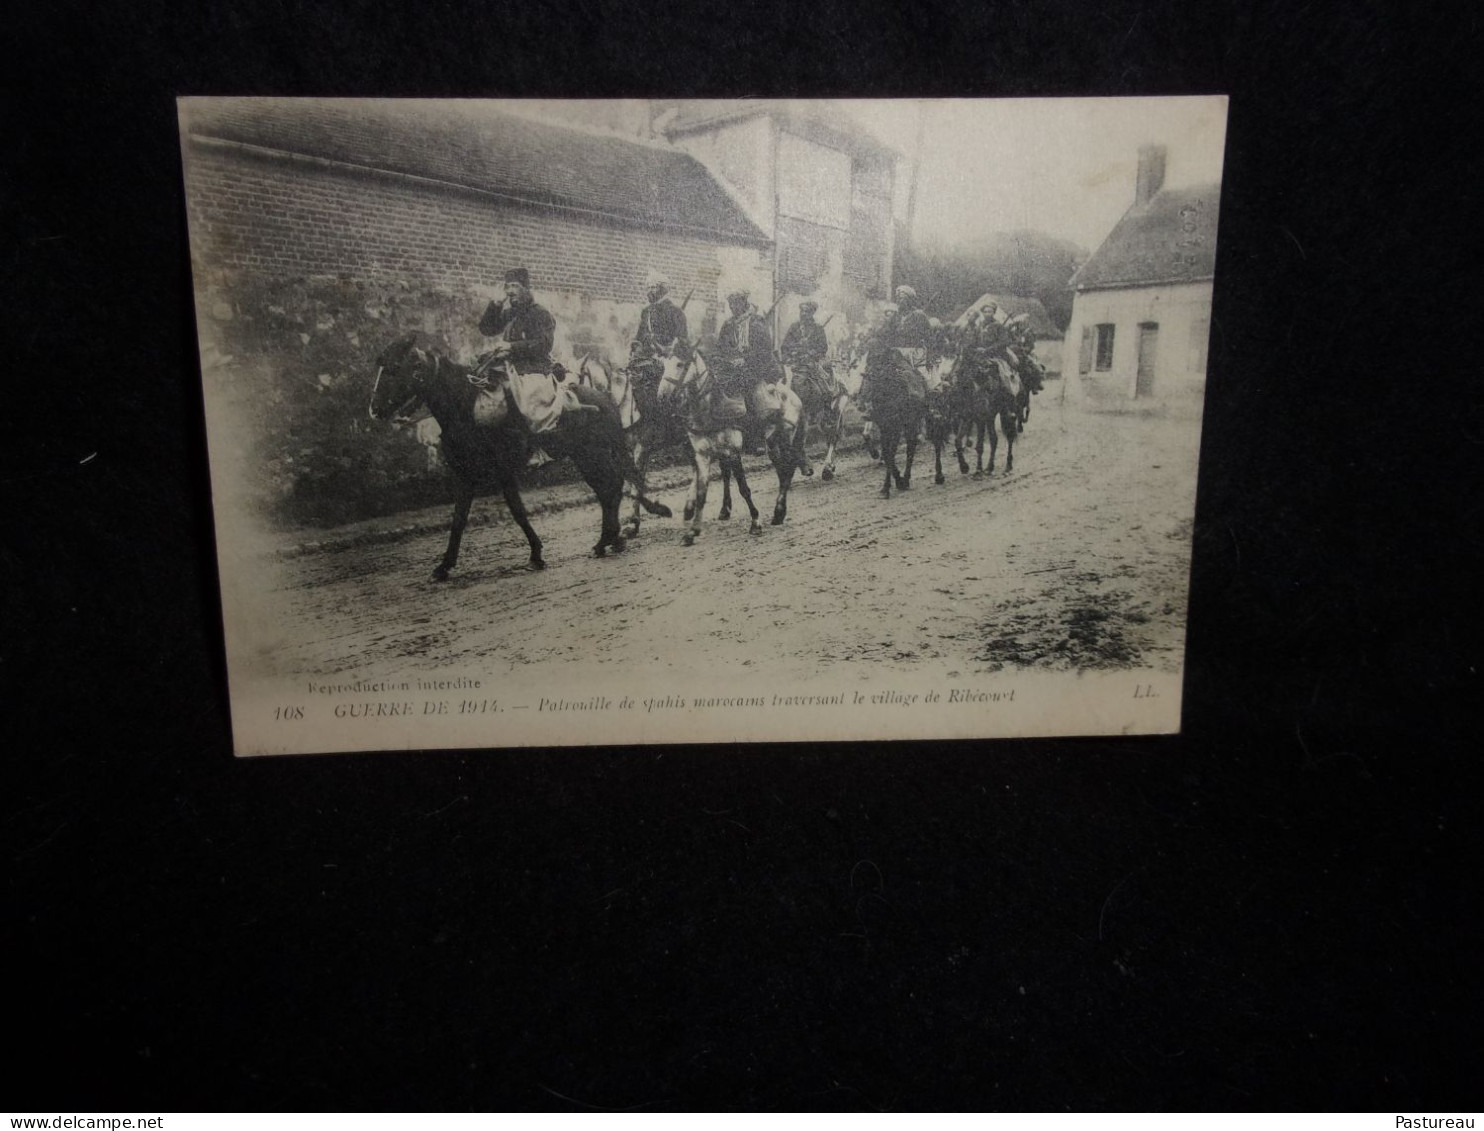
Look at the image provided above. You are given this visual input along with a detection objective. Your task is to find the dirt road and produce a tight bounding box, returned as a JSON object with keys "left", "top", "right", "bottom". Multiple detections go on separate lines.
{"left": 255, "top": 395, "right": 1201, "bottom": 686}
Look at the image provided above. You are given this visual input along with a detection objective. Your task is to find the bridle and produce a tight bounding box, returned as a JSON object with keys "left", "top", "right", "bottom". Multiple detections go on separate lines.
{"left": 370, "top": 346, "right": 439, "bottom": 425}
{"left": 657, "top": 349, "right": 706, "bottom": 402}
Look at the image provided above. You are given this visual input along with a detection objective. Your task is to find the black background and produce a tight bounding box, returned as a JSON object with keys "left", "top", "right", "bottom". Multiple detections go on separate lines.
{"left": 6, "top": 0, "right": 1480, "bottom": 1111}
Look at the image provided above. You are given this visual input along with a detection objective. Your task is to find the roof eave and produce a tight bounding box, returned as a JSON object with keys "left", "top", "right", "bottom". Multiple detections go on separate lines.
{"left": 188, "top": 131, "right": 771, "bottom": 247}
{"left": 1073, "top": 274, "right": 1215, "bottom": 293}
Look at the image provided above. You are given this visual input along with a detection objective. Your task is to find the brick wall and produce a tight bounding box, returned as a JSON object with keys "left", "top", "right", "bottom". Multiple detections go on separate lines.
{"left": 183, "top": 141, "right": 768, "bottom": 318}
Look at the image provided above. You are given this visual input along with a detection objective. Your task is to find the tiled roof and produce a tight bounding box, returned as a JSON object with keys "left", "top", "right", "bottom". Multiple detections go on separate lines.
{"left": 180, "top": 98, "right": 769, "bottom": 244}
{"left": 1068, "top": 184, "right": 1221, "bottom": 291}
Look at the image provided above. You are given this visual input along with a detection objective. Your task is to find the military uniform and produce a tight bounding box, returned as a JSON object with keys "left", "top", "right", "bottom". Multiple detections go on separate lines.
{"left": 635, "top": 297, "right": 688, "bottom": 357}
{"left": 477, "top": 272, "right": 573, "bottom": 436}
{"left": 780, "top": 317, "right": 829, "bottom": 367}
{"left": 478, "top": 298, "right": 557, "bottom": 375}
{"left": 714, "top": 304, "right": 775, "bottom": 397}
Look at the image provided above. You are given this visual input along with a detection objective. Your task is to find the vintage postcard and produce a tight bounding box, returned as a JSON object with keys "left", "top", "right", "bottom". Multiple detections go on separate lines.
{"left": 179, "top": 95, "right": 1227, "bottom": 755}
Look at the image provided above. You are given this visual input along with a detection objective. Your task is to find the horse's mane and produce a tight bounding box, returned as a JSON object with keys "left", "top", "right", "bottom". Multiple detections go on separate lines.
{"left": 375, "top": 330, "right": 420, "bottom": 370}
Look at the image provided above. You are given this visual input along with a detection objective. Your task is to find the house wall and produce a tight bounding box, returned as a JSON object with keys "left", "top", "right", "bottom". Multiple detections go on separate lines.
{"left": 1065, "top": 281, "right": 1212, "bottom": 401}
{"left": 669, "top": 117, "right": 775, "bottom": 238}
{"left": 672, "top": 115, "right": 895, "bottom": 341}
{"left": 183, "top": 140, "right": 773, "bottom": 359}
{"left": 768, "top": 130, "right": 894, "bottom": 341}
{"left": 1036, "top": 337, "right": 1064, "bottom": 376}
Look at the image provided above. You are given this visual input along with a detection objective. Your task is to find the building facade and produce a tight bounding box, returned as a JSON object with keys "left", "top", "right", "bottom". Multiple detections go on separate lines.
{"left": 179, "top": 98, "right": 774, "bottom": 362}
{"left": 1064, "top": 145, "right": 1220, "bottom": 402}
{"left": 657, "top": 100, "right": 900, "bottom": 350}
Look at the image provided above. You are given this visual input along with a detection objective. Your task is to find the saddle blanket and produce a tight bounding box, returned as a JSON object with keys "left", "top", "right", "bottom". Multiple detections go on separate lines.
{"left": 690, "top": 392, "right": 748, "bottom": 434}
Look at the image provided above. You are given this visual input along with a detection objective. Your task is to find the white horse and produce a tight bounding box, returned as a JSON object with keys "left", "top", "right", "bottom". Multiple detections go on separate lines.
{"left": 656, "top": 350, "right": 806, "bottom": 545}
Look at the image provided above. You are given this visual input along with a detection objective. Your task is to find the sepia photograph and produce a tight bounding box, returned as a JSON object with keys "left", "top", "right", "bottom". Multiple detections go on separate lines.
{"left": 179, "top": 95, "right": 1227, "bottom": 754}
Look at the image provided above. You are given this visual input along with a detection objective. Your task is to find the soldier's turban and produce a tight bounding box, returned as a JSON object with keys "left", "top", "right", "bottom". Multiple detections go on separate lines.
{"left": 645, "top": 271, "right": 669, "bottom": 292}
{"left": 726, "top": 288, "right": 750, "bottom": 302}
{"left": 504, "top": 267, "right": 532, "bottom": 287}
{"left": 895, "top": 285, "right": 917, "bottom": 300}
{"left": 800, "top": 301, "right": 819, "bottom": 315}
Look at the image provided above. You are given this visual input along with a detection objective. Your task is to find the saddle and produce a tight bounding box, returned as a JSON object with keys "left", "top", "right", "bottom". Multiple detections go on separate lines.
{"left": 472, "top": 361, "right": 595, "bottom": 433}
{"left": 789, "top": 362, "right": 842, "bottom": 409}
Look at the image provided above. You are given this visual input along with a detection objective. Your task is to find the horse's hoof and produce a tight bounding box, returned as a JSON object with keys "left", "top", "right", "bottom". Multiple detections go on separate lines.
{"left": 935, "top": 473, "right": 945, "bottom": 485}
{"left": 593, "top": 544, "right": 607, "bottom": 558}
{"left": 652, "top": 504, "right": 673, "bottom": 519}
{"left": 683, "top": 503, "right": 695, "bottom": 522}
{"left": 821, "top": 467, "right": 834, "bottom": 482}
{"left": 972, "top": 470, "right": 984, "bottom": 481}
{"left": 431, "top": 566, "right": 451, "bottom": 582}
{"left": 529, "top": 557, "right": 546, "bottom": 571}
{"left": 717, "top": 509, "right": 731, "bottom": 522}
{"left": 609, "top": 536, "right": 627, "bottom": 554}
{"left": 622, "top": 525, "right": 640, "bottom": 539}
{"left": 878, "top": 488, "right": 891, "bottom": 499}
{"left": 771, "top": 513, "right": 785, "bottom": 526}
{"left": 682, "top": 532, "right": 697, "bottom": 546}
{"left": 801, "top": 465, "right": 814, "bottom": 477}
{"left": 750, "top": 521, "right": 763, "bottom": 535}
{"left": 897, "top": 477, "right": 910, "bottom": 491}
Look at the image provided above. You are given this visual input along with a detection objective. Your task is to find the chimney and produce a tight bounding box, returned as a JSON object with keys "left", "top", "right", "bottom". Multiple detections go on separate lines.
{"left": 1135, "top": 144, "right": 1167, "bottom": 208}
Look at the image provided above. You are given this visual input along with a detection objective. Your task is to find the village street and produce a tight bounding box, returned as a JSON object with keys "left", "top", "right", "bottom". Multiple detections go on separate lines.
{"left": 249, "top": 394, "right": 1202, "bottom": 688}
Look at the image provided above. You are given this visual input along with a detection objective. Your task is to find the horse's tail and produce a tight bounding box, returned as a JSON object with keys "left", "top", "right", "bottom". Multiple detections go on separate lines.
{"left": 615, "top": 429, "right": 672, "bottom": 518}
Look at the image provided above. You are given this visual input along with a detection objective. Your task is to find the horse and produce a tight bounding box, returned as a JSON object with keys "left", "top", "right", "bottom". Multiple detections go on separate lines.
{"left": 949, "top": 353, "right": 1019, "bottom": 479}
{"left": 369, "top": 332, "right": 669, "bottom": 579}
{"left": 841, "top": 351, "right": 880, "bottom": 462}
{"left": 924, "top": 378, "right": 961, "bottom": 486}
{"left": 655, "top": 347, "right": 767, "bottom": 545}
{"left": 576, "top": 352, "right": 691, "bottom": 539}
{"left": 1012, "top": 353, "right": 1044, "bottom": 433}
{"left": 782, "top": 359, "right": 850, "bottom": 481}
{"left": 861, "top": 349, "right": 928, "bottom": 499}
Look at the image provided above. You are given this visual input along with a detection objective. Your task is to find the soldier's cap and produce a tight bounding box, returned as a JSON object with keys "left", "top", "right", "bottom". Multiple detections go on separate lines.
{"left": 799, "top": 301, "right": 819, "bottom": 315}
{"left": 504, "top": 267, "right": 532, "bottom": 287}
{"left": 645, "top": 270, "right": 669, "bottom": 292}
{"left": 895, "top": 285, "right": 917, "bottom": 299}
{"left": 726, "top": 288, "right": 750, "bottom": 302}
{"left": 980, "top": 301, "right": 998, "bottom": 311}
{"left": 928, "top": 317, "right": 943, "bottom": 328}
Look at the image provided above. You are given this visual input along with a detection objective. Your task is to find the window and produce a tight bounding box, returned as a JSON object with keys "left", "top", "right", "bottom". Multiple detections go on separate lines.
{"left": 1095, "top": 323, "right": 1116, "bottom": 370}
{"left": 1188, "top": 317, "right": 1209, "bottom": 373}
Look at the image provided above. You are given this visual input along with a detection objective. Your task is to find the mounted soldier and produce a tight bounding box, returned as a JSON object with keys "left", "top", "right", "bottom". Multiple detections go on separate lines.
{"left": 870, "top": 284, "right": 932, "bottom": 405}
{"left": 714, "top": 287, "right": 779, "bottom": 452}
{"left": 475, "top": 267, "right": 594, "bottom": 459}
{"left": 1005, "top": 312, "right": 1045, "bottom": 395}
{"left": 630, "top": 271, "right": 688, "bottom": 388}
{"left": 781, "top": 300, "right": 829, "bottom": 369}
{"left": 780, "top": 300, "right": 839, "bottom": 406}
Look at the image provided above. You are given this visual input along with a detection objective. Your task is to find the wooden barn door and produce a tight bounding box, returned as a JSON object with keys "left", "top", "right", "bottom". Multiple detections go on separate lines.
{"left": 1135, "top": 322, "right": 1159, "bottom": 397}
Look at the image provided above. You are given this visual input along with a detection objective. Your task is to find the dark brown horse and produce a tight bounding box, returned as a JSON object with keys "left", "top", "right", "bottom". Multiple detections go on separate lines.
{"left": 782, "top": 360, "right": 851, "bottom": 481}
{"left": 862, "top": 350, "right": 927, "bottom": 499}
{"left": 369, "top": 333, "right": 668, "bottom": 579}
{"left": 924, "top": 379, "right": 961, "bottom": 486}
{"left": 950, "top": 354, "right": 1018, "bottom": 478}
{"left": 576, "top": 353, "right": 691, "bottom": 539}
